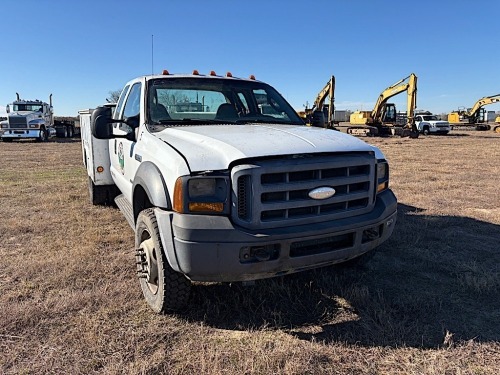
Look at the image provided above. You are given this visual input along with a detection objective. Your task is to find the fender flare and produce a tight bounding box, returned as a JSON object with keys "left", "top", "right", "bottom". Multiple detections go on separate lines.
{"left": 133, "top": 161, "right": 171, "bottom": 210}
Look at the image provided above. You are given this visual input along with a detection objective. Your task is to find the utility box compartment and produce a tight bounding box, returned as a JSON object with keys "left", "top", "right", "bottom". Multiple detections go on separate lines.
{"left": 79, "top": 108, "right": 114, "bottom": 185}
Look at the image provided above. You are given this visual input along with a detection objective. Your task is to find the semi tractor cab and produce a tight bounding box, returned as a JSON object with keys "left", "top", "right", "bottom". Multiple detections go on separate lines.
{"left": 1, "top": 94, "right": 55, "bottom": 142}
{"left": 80, "top": 70, "right": 398, "bottom": 313}
{"left": 1, "top": 93, "right": 76, "bottom": 142}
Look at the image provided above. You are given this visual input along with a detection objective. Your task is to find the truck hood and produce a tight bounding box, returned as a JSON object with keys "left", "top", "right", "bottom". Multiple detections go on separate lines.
{"left": 422, "top": 120, "right": 448, "bottom": 124}
{"left": 154, "top": 124, "right": 383, "bottom": 172}
{"left": 8, "top": 112, "right": 43, "bottom": 121}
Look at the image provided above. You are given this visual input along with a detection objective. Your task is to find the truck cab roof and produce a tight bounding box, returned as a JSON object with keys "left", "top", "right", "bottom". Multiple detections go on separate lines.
{"left": 126, "top": 71, "right": 262, "bottom": 85}
{"left": 117, "top": 70, "right": 304, "bottom": 128}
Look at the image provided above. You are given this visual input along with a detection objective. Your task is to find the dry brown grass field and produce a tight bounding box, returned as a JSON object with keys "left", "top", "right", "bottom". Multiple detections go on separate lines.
{"left": 1, "top": 131, "right": 499, "bottom": 374}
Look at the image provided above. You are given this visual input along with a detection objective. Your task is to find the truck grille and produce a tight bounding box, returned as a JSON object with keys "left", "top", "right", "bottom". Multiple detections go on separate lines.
{"left": 231, "top": 153, "right": 376, "bottom": 230}
{"left": 8, "top": 116, "right": 28, "bottom": 129}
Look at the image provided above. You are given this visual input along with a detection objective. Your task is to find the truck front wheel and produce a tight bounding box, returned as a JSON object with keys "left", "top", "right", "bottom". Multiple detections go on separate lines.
{"left": 37, "top": 128, "right": 47, "bottom": 142}
{"left": 135, "top": 209, "right": 191, "bottom": 313}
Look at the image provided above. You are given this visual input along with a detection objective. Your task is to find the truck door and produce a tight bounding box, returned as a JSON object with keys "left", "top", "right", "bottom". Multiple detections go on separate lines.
{"left": 110, "top": 82, "right": 142, "bottom": 201}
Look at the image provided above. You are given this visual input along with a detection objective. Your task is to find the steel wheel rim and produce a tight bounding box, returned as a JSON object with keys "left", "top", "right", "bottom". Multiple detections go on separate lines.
{"left": 140, "top": 236, "right": 159, "bottom": 294}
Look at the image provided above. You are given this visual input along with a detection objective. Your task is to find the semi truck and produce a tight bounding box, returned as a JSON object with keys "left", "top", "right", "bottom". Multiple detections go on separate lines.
{"left": 0, "top": 94, "right": 76, "bottom": 142}
{"left": 80, "top": 69, "right": 397, "bottom": 313}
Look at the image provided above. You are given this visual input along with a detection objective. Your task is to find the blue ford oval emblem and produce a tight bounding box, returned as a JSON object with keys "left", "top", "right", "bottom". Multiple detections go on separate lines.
{"left": 308, "top": 187, "right": 336, "bottom": 200}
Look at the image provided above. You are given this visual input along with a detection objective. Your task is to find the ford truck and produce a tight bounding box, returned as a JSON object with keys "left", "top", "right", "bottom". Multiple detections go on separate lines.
{"left": 80, "top": 70, "right": 397, "bottom": 313}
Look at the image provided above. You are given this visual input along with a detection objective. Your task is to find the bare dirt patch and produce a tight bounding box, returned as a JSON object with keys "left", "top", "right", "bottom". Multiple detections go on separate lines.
{"left": 1, "top": 132, "right": 499, "bottom": 374}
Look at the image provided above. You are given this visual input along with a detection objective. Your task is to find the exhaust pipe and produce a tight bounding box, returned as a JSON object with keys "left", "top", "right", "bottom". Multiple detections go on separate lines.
{"left": 49, "top": 94, "right": 53, "bottom": 107}
{"left": 16, "top": 92, "right": 20, "bottom": 101}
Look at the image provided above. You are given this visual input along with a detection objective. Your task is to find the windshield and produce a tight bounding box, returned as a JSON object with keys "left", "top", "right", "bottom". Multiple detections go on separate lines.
{"left": 13, "top": 103, "right": 43, "bottom": 112}
{"left": 422, "top": 115, "right": 438, "bottom": 121}
{"left": 147, "top": 77, "right": 303, "bottom": 128}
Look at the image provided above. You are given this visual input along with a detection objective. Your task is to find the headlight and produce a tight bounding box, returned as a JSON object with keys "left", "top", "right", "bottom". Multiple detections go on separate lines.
{"left": 376, "top": 160, "right": 389, "bottom": 193}
{"left": 0, "top": 123, "right": 7, "bottom": 129}
{"left": 189, "top": 178, "right": 216, "bottom": 197}
{"left": 29, "top": 124, "right": 40, "bottom": 129}
{"left": 173, "top": 175, "right": 229, "bottom": 214}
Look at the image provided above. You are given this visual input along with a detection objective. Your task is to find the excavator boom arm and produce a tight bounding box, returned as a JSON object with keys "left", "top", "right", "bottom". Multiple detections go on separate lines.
{"left": 467, "top": 94, "right": 500, "bottom": 117}
{"left": 371, "top": 74, "right": 417, "bottom": 122}
{"left": 406, "top": 74, "right": 417, "bottom": 129}
{"left": 312, "top": 76, "right": 335, "bottom": 123}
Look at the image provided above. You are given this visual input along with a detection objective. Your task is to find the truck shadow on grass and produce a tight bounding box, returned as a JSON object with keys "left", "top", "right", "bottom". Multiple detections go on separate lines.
{"left": 182, "top": 203, "right": 500, "bottom": 348}
{"left": 441, "top": 133, "right": 470, "bottom": 137}
{"left": 51, "top": 137, "right": 81, "bottom": 143}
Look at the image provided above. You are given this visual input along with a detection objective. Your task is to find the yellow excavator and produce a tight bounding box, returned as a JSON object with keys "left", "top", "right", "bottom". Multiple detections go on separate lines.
{"left": 349, "top": 73, "right": 418, "bottom": 137}
{"left": 448, "top": 94, "right": 500, "bottom": 132}
{"left": 298, "top": 76, "right": 336, "bottom": 128}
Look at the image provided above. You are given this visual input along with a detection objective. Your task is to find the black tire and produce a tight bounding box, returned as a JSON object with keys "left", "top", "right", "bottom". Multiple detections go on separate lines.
{"left": 2, "top": 138, "right": 13, "bottom": 142}
{"left": 422, "top": 127, "right": 430, "bottom": 136}
{"left": 135, "top": 208, "right": 191, "bottom": 313}
{"left": 37, "top": 128, "right": 47, "bottom": 142}
{"left": 88, "top": 176, "right": 117, "bottom": 205}
{"left": 67, "top": 126, "right": 74, "bottom": 138}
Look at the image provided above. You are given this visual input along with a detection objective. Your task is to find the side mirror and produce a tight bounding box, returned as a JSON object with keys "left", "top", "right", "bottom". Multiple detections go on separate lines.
{"left": 91, "top": 105, "right": 114, "bottom": 139}
{"left": 6, "top": 105, "right": 10, "bottom": 114}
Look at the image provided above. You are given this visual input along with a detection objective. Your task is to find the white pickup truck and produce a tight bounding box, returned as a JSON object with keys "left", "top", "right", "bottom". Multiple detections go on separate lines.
{"left": 414, "top": 113, "right": 451, "bottom": 135}
{"left": 80, "top": 70, "right": 397, "bottom": 313}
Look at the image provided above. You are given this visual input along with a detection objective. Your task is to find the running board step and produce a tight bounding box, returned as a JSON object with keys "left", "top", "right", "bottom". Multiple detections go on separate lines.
{"left": 115, "top": 194, "right": 135, "bottom": 230}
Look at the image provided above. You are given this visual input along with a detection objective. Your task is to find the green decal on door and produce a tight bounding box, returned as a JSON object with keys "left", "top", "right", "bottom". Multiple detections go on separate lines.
{"left": 118, "top": 142, "right": 125, "bottom": 174}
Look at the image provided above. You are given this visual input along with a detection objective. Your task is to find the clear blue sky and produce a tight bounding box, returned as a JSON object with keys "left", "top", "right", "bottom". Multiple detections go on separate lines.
{"left": 1, "top": 0, "right": 499, "bottom": 117}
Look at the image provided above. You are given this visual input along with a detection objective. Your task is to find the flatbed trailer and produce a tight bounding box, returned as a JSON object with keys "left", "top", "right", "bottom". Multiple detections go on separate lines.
{"left": 53, "top": 118, "right": 79, "bottom": 138}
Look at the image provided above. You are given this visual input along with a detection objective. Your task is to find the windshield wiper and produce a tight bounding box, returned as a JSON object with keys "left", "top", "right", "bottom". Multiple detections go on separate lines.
{"left": 235, "top": 118, "right": 293, "bottom": 125}
{"left": 152, "top": 118, "right": 235, "bottom": 125}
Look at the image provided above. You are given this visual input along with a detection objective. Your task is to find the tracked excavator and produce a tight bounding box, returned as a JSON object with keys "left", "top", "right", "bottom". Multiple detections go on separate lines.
{"left": 349, "top": 73, "right": 418, "bottom": 138}
{"left": 447, "top": 94, "right": 500, "bottom": 132}
{"left": 298, "top": 76, "right": 336, "bottom": 128}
